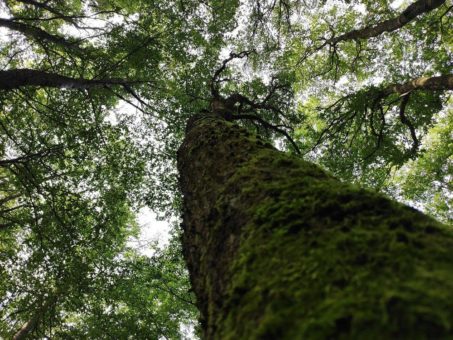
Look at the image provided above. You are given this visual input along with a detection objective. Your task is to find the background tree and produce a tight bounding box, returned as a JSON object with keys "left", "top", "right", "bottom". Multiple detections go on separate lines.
{"left": 0, "top": 0, "right": 215, "bottom": 337}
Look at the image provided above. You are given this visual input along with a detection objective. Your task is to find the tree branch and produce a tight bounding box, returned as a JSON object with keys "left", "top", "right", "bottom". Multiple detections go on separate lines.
{"left": 312, "top": 74, "right": 451, "bottom": 159}
{"left": 0, "top": 146, "right": 61, "bottom": 167}
{"left": 329, "top": 0, "right": 446, "bottom": 44}
{"left": 14, "top": 0, "right": 79, "bottom": 26}
{"left": 13, "top": 293, "right": 58, "bottom": 340}
{"left": 0, "top": 17, "right": 81, "bottom": 50}
{"left": 210, "top": 50, "right": 254, "bottom": 98}
{"left": 0, "top": 69, "right": 138, "bottom": 90}
{"left": 398, "top": 93, "right": 419, "bottom": 153}
{"left": 384, "top": 74, "right": 453, "bottom": 95}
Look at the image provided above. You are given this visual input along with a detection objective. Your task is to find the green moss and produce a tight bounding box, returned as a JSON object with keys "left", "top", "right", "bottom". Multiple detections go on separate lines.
{"left": 179, "top": 117, "right": 453, "bottom": 339}
{"left": 217, "top": 150, "right": 453, "bottom": 339}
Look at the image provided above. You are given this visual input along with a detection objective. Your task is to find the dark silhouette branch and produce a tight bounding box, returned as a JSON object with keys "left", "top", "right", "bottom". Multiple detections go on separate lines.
{"left": 311, "top": 74, "right": 451, "bottom": 158}
{"left": 398, "top": 94, "right": 419, "bottom": 153}
{"left": 210, "top": 50, "right": 254, "bottom": 98}
{"left": 0, "top": 203, "right": 26, "bottom": 215}
{"left": 9, "top": 0, "right": 113, "bottom": 29}
{"left": 0, "top": 17, "right": 81, "bottom": 50}
{"left": 0, "top": 194, "right": 21, "bottom": 206}
{"left": 15, "top": 0, "right": 64, "bottom": 15}
{"left": 209, "top": 55, "right": 298, "bottom": 153}
{"left": 0, "top": 69, "right": 140, "bottom": 90}
{"left": 224, "top": 92, "right": 291, "bottom": 123}
{"left": 298, "top": 0, "right": 446, "bottom": 66}
{"left": 107, "top": 87, "right": 159, "bottom": 119}
{"left": 364, "top": 105, "right": 387, "bottom": 160}
{"left": 14, "top": 0, "right": 80, "bottom": 26}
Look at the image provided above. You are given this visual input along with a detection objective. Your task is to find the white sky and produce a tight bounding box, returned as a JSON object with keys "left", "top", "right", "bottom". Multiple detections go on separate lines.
{"left": 390, "top": 0, "right": 406, "bottom": 10}
{"left": 128, "top": 207, "right": 172, "bottom": 257}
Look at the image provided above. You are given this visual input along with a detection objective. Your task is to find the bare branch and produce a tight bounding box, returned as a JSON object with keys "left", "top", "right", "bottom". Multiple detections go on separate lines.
{"left": 0, "top": 146, "right": 62, "bottom": 167}
{"left": 210, "top": 50, "right": 254, "bottom": 98}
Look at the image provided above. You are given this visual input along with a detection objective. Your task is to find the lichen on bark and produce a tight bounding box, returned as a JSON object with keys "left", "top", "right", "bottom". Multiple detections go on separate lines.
{"left": 177, "top": 114, "right": 453, "bottom": 339}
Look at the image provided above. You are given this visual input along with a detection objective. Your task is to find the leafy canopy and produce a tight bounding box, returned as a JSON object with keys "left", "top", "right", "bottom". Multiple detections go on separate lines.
{"left": 0, "top": 0, "right": 451, "bottom": 338}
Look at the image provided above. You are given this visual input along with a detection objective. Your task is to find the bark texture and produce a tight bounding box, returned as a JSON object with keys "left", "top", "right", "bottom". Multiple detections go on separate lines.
{"left": 383, "top": 74, "right": 453, "bottom": 95}
{"left": 178, "top": 113, "right": 453, "bottom": 339}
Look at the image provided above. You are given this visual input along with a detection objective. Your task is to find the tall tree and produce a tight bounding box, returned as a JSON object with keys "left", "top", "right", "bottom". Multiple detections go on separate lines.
{"left": 1, "top": 0, "right": 452, "bottom": 337}
{"left": 178, "top": 109, "right": 453, "bottom": 339}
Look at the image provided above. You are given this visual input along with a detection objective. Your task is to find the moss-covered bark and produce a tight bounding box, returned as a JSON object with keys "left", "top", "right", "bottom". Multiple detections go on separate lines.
{"left": 177, "top": 113, "right": 453, "bottom": 339}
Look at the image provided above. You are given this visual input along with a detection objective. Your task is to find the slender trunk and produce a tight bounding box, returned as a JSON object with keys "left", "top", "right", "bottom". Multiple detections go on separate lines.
{"left": 178, "top": 113, "right": 453, "bottom": 339}
{"left": 330, "top": 0, "right": 445, "bottom": 44}
{"left": 0, "top": 69, "right": 127, "bottom": 90}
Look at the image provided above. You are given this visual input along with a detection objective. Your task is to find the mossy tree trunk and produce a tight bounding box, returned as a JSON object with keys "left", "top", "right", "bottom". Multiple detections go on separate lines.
{"left": 177, "top": 113, "right": 453, "bottom": 339}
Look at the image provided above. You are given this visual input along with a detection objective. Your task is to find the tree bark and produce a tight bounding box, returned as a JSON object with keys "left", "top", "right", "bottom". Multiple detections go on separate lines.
{"left": 178, "top": 113, "right": 453, "bottom": 339}
{"left": 383, "top": 74, "right": 453, "bottom": 95}
{"left": 330, "top": 0, "right": 446, "bottom": 44}
{"left": 0, "top": 69, "right": 128, "bottom": 90}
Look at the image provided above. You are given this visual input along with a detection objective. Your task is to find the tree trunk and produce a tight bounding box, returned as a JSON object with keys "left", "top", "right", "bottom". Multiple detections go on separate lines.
{"left": 177, "top": 113, "right": 453, "bottom": 339}
{"left": 383, "top": 74, "right": 453, "bottom": 95}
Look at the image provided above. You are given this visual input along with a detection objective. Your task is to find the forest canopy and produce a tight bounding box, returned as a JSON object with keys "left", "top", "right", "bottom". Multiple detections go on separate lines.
{"left": 0, "top": 0, "right": 451, "bottom": 338}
